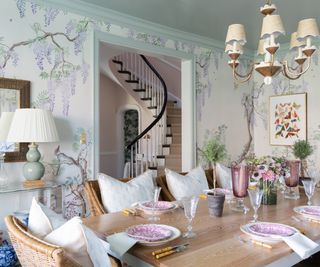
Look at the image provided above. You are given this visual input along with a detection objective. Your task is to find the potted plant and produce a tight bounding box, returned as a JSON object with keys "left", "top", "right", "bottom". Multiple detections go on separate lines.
{"left": 199, "top": 138, "right": 228, "bottom": 191}
{"left": 292, "top": 140, "right": 313, "bottom": 178}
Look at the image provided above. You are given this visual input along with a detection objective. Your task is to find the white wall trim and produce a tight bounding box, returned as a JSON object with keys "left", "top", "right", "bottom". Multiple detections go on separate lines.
{"left": 93, "top": 31, "right": 196, "bottom": 175}
{"left": 32, "top": 0, "right": 255, "bottom": 57}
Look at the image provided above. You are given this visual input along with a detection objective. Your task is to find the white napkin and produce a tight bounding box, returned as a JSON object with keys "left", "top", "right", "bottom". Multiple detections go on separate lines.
{"left": 281, "top": 233, "right": 319, "bottom": 259}
{"left": 106, "top": 232, "right": 138, "bottom": 259}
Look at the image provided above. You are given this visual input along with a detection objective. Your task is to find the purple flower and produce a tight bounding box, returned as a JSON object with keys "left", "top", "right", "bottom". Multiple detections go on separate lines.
{"left": 44, "top": 8, "right": 60, "bottom": 27}
{"left": 16, "top": 0, "right": 26, "bottom": 18}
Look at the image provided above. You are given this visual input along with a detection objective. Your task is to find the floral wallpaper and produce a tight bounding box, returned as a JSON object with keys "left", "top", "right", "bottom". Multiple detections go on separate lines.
{"left": 0, "top": 0, "right": 252, "bottom": 220}
{"left": 124, "top": 110, "right": 139, "bottom": 163}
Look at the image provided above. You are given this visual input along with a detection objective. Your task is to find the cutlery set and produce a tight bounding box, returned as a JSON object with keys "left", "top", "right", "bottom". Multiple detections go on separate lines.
{"left": 151, "top": 244, "right": 189, "bottom": 259}
{"left": 237, "top": 236, "right": 272, "bottom": 249}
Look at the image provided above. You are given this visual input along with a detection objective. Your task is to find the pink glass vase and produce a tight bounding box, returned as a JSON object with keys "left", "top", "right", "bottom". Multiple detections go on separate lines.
{"left": 285, "top": 160, "right": 301, "bottom": 199}
{"left": 231, "top": 164, "right": 250, "bottom": 213}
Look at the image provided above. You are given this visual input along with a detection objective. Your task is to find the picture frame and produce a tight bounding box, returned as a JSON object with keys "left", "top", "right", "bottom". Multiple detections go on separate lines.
{"left": 269, "top": 93, "right": 307, "bottom": 146}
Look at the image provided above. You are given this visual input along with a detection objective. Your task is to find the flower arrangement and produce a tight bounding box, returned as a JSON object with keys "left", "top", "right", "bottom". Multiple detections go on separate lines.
{"left": 246, "top": 154, "right": 289, "bottom": 205}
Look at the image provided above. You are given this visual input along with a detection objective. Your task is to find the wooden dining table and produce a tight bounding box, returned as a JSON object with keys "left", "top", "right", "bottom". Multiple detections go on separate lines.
{"left": 83, "top": 190, "right": 320, "bottom": 267}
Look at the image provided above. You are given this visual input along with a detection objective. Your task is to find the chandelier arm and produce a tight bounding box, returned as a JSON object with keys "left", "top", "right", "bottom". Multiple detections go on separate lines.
{"left": 282, "top": 58, "right": 311, "bottom": 80}
{"left": 232, "top": 65, "right": 254, "bottom": 84}
{"left": 232, "top": 63, "right": 255, "bottom": 79}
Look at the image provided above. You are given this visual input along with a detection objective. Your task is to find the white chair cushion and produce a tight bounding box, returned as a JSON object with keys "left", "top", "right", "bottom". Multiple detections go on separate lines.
{"left": 165, "top": 166, "right": 209, "bottom": 200}
{"left": 216, "top": 163, "right": 232, "bottom": 189}
{"left": 28, "top": 197, "right": 66, "bottom": 238}
{"left": 98, "top": 170, "right": 155, "bottom": 213}
{"left": 82, "top": 225, "right": 112, "bottom": 267}
{"left": 44, "top": 217, "right": 93, "bottom": 267}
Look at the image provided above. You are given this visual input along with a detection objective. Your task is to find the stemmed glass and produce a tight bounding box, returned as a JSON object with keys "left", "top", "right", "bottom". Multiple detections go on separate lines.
{"left": 247, "top": 188, "right": 263, "bottom": 222}
{"left": 231, "top": 163, "right": 250, "bottom": 214}
{"left": 182, "top": 196, "right": 199, "bottom": 238}
{"left": 148, "top": 187, "right": 162, "bottom": 222}
{"left": 284, "top": 160, "right": 300, "bottom": 199}
{"left": 302, "top": 179, "right": 316, "bottom": 206}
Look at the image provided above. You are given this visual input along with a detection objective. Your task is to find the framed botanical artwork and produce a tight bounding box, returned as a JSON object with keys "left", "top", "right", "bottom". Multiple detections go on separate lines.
{"left": 269, "top": 93, "right": 307, "bottom": 146}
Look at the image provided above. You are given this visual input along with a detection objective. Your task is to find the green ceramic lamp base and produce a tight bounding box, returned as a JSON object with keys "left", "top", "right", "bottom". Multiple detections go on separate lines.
{"left": 23, "top": 143, "right": 45, "bottom": 181}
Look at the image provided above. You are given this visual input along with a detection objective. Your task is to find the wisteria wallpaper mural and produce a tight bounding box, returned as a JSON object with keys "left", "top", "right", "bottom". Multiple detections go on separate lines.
{"left": 0, "top": 0, "right": 253, "bottom": 225}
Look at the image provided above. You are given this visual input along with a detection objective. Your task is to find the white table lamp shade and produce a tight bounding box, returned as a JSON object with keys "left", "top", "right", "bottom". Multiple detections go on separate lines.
{"left": 0, "top": 112, "right": 14, "bottom": 141}
{"left": 225, "top": 43, "right": 243, "bottom": 53}
{"left": 290, "top": 32, "right": 306, "bottom": 50}
{"left": 7, "top": 109, "right": 59, "bottom": 143}
{"left": 260, "top": 15, "right": 285, "bottom": 39}
{"left": 225, "top": 24, "right": 247, "bottom": 45}
{"left": 297, "top": 18, "right": 320, "bottom": 40}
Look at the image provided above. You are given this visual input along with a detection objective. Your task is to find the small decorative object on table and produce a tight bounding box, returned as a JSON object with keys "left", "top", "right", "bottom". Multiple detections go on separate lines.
{"left": 247, "top": 155, "right": 289, "bottom": 205}
{"left": 231, "top": 162, "right": 250, "bottom": 213}
{"left": 292, "top": 140, "right": 313, "bottom": 180}
{"left": 285, "top": 160, "right": 301, "bottom": 199}
{"left": 207, "top": 192, "right": 225, "bottom": 217}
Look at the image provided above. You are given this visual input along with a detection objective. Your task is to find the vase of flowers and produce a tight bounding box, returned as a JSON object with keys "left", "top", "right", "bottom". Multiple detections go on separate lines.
{"left": 247, "top": 155, "right": 289, "bottom": 205}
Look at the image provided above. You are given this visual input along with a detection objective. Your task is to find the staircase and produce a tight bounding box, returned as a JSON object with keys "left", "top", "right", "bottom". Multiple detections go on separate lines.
{"left": 111, "top": 52, "right": 181, "bottom": 177}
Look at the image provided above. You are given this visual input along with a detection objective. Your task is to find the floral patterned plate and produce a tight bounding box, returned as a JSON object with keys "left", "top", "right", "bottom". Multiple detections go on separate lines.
{"left": 137, "top": 201, "right": 178, "bottom": 215}
{"left": 294, "top": 206, "right": 320, "bottom": 221}
{"left": 241, "top": 222, "right": 298, "bottom": 244}
{"left": 126, "top": 224, "right": 181, "bottom": 246}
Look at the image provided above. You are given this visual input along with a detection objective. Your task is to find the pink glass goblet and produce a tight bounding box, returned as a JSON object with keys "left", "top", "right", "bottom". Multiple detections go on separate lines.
{"left": 231, "top": 163, "right": 250, "bottom": 214}
{"left": 285, "top": 160, "right": 301, "bottom": 200}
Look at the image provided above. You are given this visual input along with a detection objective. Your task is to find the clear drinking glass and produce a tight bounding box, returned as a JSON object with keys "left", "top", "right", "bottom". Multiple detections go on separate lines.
{"left": 148, "top": 187, "right": 162, "bottom": 222}
{"left": 231, "top": 163, "right": 250, "bottom": 214}
{"left": 302, "top": 179, "right": 316, "bottom": 206}
{"left": 247, "top": 188, "right": 263, "bottom": 222}
{"left": 182, "top": 196, "right": 199, "bottom": 238}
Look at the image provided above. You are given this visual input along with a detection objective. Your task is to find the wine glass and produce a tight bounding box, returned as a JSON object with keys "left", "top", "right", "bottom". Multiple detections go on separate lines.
{"left": 247, "top": 188, "right": 263, "bottom": 222}
{"left": 231, "top": 163, "right": 250, "bottom": 214}
{"left": 285, "top": 160, "right": 301, "bottom": 199}
{"left": 182, "top": 196, "right": 199, "bottom": 238}
{"left": 302, "top": 179, "right": 316, "bottom": 206}
{"left": 148, "top": 187, "right": 162, "bottom": 222}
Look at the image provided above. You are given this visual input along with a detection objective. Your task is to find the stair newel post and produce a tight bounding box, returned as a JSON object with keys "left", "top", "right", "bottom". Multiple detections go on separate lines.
{"left": 125, "top": 52, "right": 128, "bottom": 74}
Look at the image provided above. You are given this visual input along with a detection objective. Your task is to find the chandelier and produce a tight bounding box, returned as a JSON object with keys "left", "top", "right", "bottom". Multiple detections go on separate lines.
{"left": 225, "top": 0, "right": 319, "bottom": 85}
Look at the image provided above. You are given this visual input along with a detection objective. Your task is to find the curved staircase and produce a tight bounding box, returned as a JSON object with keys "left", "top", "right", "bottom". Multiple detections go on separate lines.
{"left": 111, "top": 52, "right": 181, "bottom": 177}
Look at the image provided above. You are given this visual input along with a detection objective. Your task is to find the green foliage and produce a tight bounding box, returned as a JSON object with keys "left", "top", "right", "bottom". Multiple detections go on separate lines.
{"left": 199, "top": 126, "right": 228, "bottom": 164}
{"left": 292, "top": 140, "right": 313, "bottom": 160}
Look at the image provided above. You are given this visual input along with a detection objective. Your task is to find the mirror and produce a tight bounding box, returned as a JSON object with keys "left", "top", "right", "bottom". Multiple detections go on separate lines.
{"left": 0, "top": 78, "right": 30, "bottom": 162}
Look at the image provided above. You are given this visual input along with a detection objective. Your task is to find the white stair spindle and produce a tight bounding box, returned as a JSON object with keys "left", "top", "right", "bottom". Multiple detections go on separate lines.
{"left": 130, "top": 146, "right": 133, "bottom": 178}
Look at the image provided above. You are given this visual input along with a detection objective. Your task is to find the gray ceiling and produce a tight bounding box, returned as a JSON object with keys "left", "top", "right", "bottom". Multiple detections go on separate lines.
{"left": 80, "top": 0, "right": 320, "bottom": 50}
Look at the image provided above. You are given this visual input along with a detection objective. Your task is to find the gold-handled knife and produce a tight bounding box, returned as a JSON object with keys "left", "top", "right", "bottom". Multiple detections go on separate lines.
{"left": 154, "top": 244, "right": 189, "bottom": 259}
{"left": 152, "top": 243, "right": 189, "bottom": 256}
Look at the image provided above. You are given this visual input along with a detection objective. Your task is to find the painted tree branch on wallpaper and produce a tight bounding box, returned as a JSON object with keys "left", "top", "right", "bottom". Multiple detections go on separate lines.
{"left": 0, "top": 1, "right": 94, "bottom": 116}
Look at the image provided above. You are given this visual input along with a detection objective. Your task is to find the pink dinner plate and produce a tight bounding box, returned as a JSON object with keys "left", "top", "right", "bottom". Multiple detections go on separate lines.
{"left": 241, "top": 222, "right": 298, "bottom": 244}
{"left": 126, "top": 224, "right": 172, "bottom": 242}
{"left": 139, "top": 201, "right": 175, "bottom": 211}
{"left": 294, "top": 206, "right": 320, "bottom": 221}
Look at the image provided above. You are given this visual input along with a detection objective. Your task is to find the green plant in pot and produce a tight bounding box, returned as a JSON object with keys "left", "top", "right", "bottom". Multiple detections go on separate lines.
{"left": 199, "top": 137, "right": 228, "bottom": 191}
{"left": 292, "top": 140, "right": 313, "bottom": 178}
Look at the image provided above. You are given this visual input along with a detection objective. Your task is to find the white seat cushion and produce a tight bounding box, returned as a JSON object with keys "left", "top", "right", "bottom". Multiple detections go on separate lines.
{"left": 44, "top": 217, "right": 93, "bottom": 267}
{"left": 216, "top": 163, "right": 232, "bottom": 189}
{"left": 98, "top": 170, "right": 155, "bottom": 213}
{"left": 28, "top": 197, "right": 66, "bottom": 238}
{"left": 165, "top": 166, "right": 209, "bottom": 200}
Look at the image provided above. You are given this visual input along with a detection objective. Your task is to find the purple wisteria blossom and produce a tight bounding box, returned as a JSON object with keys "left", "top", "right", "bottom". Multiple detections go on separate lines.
{"left": 65, "top": 20, "right": 76, "bottom": 37}
{"left": 16, "top": 0, "right": 26, "bottom": 18}
{"left": 44, "top": 8, "right": 60, "bottom": 27}
{"left": 74, "top": 32, "right": 86, "bottom": 55}
{"left": 32, "top": 41, "right": 54, "bottom": 70}
{"left": 30, "top": 2, "right": 39, "bottom": 14}
{"left": 81, "top": 61, "right": 90, "bottom": 84}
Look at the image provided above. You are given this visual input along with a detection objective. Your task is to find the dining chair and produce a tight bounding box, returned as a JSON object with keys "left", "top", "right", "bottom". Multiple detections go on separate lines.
{"left": 84, "top": 169, "right": 214, "bottom": 216}
{"left": 5, "top": 215, "right": 121, "bottom": 267}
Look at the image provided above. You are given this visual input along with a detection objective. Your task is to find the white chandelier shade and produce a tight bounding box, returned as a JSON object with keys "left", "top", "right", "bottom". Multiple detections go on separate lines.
{"left": 225, "top": 0, "right": 320, "bottom": 84}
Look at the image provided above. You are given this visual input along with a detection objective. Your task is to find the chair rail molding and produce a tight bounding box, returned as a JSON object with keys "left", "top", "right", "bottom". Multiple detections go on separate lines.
{"left": 93, "top": 31, "right": 196, "bottom": 175}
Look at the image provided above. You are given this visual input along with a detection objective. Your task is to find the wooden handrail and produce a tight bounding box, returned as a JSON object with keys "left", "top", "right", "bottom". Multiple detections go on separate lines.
{"left": 126, "top": 55, "right": 168, "bottom": 150}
